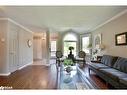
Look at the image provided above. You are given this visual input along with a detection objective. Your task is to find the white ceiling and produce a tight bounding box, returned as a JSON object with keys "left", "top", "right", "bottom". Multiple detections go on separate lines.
{"left": 0, "top": 6, "right": 127, "bottom": 33}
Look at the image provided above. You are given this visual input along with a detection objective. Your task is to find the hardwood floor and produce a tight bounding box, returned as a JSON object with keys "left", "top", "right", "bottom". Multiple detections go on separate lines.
{"left": 0, "top": 65, "right": 57, "bottom": 89}
{"left": 81, "top": 64, "right": 113, "bottom": 89}
{"left": 0, "top": 60, "right": 112, "bottom": 89}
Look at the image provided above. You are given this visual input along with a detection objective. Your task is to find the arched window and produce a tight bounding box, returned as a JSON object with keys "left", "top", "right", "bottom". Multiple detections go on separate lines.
{"left": 63, "top": 33, "right": 77, "bottom": 56}
{"left": 63, "top": 34, "right": 77, "bottom": 41}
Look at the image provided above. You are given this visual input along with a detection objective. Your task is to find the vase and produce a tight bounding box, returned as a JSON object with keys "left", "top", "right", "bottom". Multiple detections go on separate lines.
{"left": 65, "top": 66, "right": 73, "bottom": 73}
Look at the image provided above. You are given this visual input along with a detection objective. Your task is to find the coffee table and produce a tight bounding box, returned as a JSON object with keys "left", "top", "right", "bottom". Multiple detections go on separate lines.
{"left": 57, "top": 64, "right": 93, "bottom": 89}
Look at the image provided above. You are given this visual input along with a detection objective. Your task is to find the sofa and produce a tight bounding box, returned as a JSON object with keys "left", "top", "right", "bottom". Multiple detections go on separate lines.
{"left": 88, "top": 55, "right": 127, "bottom": 89}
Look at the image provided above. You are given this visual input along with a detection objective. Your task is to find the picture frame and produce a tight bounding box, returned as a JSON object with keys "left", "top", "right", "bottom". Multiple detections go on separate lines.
{"left": 94, "top": 33, "right": 102, "bottom": 48}
{"left": 115, "top": 32, "right": 127, "bottom": 46}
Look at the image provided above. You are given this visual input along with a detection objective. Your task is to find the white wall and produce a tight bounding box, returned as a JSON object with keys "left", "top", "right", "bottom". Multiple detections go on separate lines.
{"left": 0, "top": 20, "right": 8, "bottom": 74}
{"left": 0, "top": 18, "right": 33, "bottom": 75}
{"left": 18, "top": 26, "right": 33, "bottom": 68}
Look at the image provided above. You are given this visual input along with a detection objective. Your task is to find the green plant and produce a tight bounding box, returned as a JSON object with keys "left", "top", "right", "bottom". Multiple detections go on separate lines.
{"left": 64, "top": 59, "right": 73, "bottom": 73}
{"left": 64, "top": 59, "right": 73, "bottom": 66}
{"left": 69, "top": 46, "right": 74, "bottom": 51}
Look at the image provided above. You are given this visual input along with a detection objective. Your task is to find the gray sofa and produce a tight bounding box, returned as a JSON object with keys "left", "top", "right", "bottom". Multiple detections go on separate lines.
{"left": 88, "top": 55, "right": 127, "bottom": 89}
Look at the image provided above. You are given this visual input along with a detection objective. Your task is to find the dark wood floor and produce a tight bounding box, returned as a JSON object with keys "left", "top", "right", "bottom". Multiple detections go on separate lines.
{"left": 0, "top": 65, "right": 57, "bottom": 89}
{"left": 0, "top": 61, "right": 112, "bottom": 89}
{"left": 81, "top": 65, "right": 112, "bottom": 89}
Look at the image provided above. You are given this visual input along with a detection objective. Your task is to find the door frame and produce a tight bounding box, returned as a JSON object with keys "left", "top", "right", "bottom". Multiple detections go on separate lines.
{"left": 50, "top": 40, "right": 57, "bottom": 59}
{"left": 9, "top": 29, "right": 19, "bottom": 73}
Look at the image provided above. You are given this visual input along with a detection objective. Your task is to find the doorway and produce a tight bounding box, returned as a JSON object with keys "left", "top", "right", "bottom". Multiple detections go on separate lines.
{"left": 33, "top": 32, "right": 47, "bottom": 65}
{"left": 33, "top": 37, "right": 43, "bottom": 60}
{"left": 50, "top": 40, "right": 57, "bottom": 58}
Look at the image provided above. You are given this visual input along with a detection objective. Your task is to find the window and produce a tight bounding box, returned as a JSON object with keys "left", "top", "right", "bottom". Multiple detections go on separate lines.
{"left": 64, "top": 41, "right": 76, "bottom": 56}
{"left": 64, "top": 34, "right": 77, "bottom": 41}
{"left": 63, "top": 34, "right": 77, "bottom": 56}
{"left": 82, "top": 36, "right": 90, "bottom": 54}
{"left": 50, "top": 41, "right": 57, "bottom": 57}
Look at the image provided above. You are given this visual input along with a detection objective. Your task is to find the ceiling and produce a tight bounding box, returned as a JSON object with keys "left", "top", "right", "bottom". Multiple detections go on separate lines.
{"left": 0, "top": 6, "right": 127, "bottom": 33}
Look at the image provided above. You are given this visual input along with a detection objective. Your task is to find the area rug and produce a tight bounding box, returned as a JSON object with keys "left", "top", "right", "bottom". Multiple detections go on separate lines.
{"left": 60, "top": 82, "right": 89, "bottom": 89}
{"left": 60, "top": 81, "right": 76, "bottom": 89}
{"left": 75, "top": 82, "right": 89, "bottom": 89}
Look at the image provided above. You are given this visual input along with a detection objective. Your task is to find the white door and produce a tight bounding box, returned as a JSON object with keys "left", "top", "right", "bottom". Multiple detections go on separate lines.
{"left": 33, "top": 38, "right": 43, "bottom": 60}
{"left": 9, "top": 29, "right": 18, "bottom": 72}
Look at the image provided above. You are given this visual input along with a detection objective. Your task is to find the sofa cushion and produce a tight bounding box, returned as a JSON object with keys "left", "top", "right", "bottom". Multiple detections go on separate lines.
{"left": 100, "top": 68, "right": 127, "bottom": 80}
{"left": 89, "top": 63, "right": 109, "bottom": 69}
{"left": 119, "top": 77, "right": 127, "bottom": 86}
{"left": 101, "top": 55, "right": 117, "bottom": 67}
{"left": 113, "top": 57, "right": 127, "bottom": 73}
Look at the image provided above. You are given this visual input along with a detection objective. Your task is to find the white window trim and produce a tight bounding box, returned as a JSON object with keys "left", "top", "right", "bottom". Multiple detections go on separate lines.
{"left": 80, "top": 33, "right": 92, "bottom": 55}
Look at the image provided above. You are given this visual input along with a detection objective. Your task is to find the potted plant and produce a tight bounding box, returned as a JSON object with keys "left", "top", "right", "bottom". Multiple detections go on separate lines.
{"left": 69, "top": 46, "right": 74, "bottom": 55}
{"left": 64, "top": 59, "right": 73, "bottom": 73}
{"left": 68, "top": 46, "right": 75, "bottom": 61}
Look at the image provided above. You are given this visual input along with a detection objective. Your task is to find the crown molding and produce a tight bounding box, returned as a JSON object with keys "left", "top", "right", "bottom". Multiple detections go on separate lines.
{"left": 92, "top": 9, "right": 127, "bottom": 32}
{"left": 0, "top": 17, "right": 33, "bottom": 33}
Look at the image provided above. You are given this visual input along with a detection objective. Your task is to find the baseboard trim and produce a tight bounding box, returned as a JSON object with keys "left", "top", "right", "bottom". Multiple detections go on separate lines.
{"left": 18, "top": 61, "right": 33, "bottom": 70}
{"left": 31, "top": 64, "right": 50, "bottom": 66}
{"left": 0, "top": 62, "right": 33, "bottom": 76}
{"left": 0, "top": 72, "right": 11, "bottom": 76}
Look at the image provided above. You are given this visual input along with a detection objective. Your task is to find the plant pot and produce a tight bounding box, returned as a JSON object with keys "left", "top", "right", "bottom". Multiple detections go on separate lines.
{"left": 65, "top": 66, "right": 73, "bottom": 73}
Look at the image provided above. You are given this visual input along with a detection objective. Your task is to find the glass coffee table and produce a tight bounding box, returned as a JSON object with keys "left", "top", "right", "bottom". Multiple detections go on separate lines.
{"left": 57, "top": 64, "right": 93, "bottom": 89}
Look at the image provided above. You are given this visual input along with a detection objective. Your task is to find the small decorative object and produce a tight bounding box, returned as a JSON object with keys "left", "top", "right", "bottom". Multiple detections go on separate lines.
{"left": 93, "top": 49, "right": 98, "bottom": 55}
{"left": 98, "top": 44, "right": 105, "bottom": 50}
{"left": 27, "top": 39, "right": 32, "bottom": 47}
{"left": 92, "top": 49, "right": 98, "bottom": 60}
{"left": 65, "top": 66, "right": 73, "bottom": 73}
{"left": 115, "top": 32, "right": 127, "bottom": 46}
